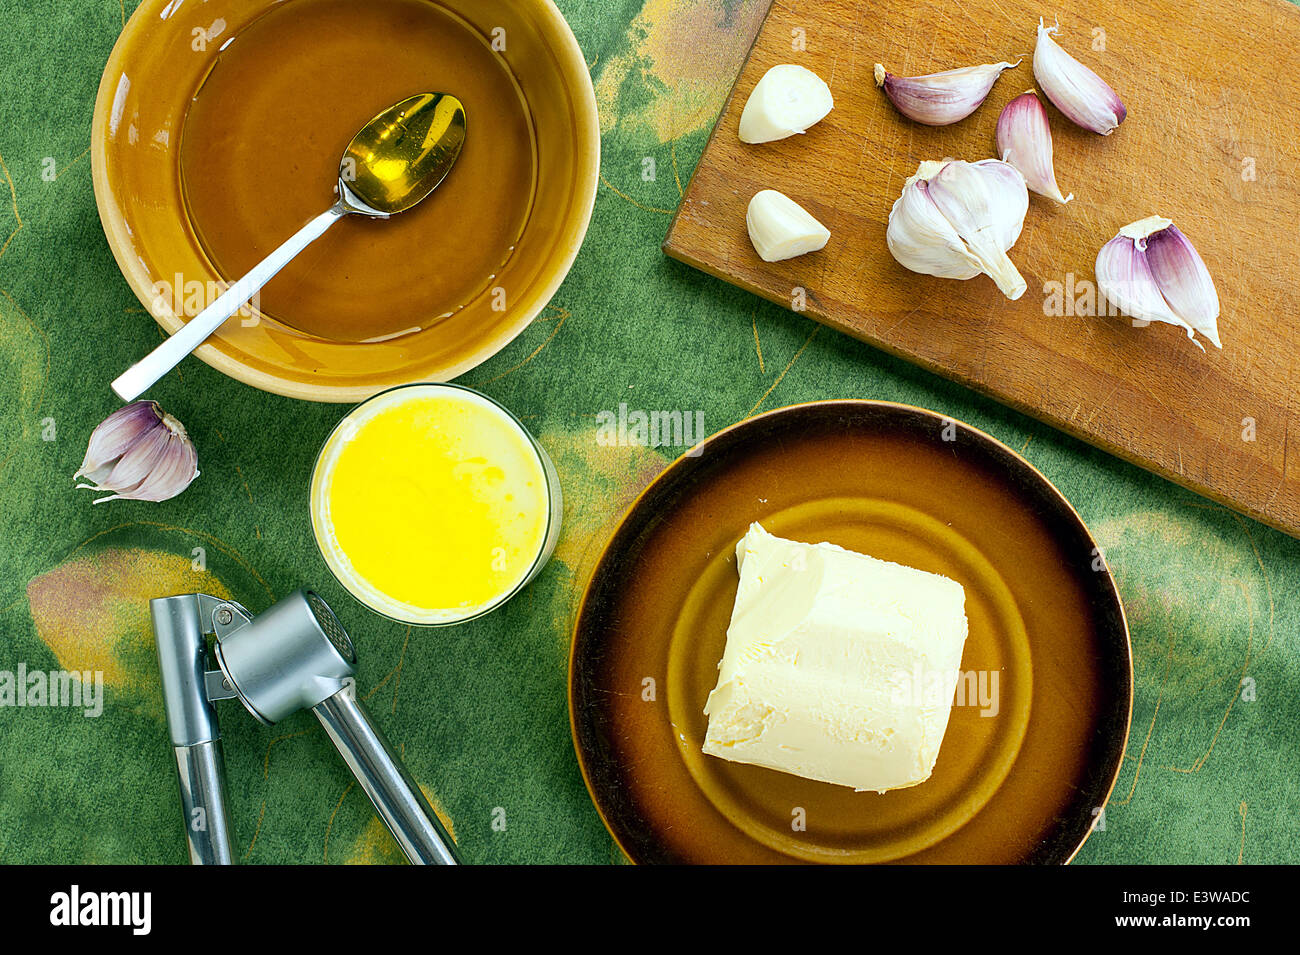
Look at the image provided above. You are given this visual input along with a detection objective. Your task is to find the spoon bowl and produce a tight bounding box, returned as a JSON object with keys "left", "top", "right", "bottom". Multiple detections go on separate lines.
{"left": 342, "top": 93, "right": 466, "bottom": 215}
{"left": 111, "top": 91, "right": 466, "bottom": 402}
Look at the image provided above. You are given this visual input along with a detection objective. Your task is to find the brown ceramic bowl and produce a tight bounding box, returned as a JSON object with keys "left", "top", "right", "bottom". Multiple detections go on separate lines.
{"left": 570, "top": 401, "right": 1133, "bottom": 864}
{"left": 91, "top": 0, "right": 598, "bottom": 401}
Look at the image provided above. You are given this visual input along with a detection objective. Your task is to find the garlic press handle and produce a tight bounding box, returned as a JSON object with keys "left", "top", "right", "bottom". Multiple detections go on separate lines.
{"left": 152, "top": 593, "right": 237, "bottom": 865}
{"left": 313, "top": 686, "right": 459, "bottom": 865}
{"left": 172, "top": 739, "right": 235, "bottom": 865}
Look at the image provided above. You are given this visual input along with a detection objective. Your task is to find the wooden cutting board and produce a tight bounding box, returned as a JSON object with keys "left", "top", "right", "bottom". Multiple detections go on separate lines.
{"left": 664, "top": 0, "right": 1300, "bottom": 539}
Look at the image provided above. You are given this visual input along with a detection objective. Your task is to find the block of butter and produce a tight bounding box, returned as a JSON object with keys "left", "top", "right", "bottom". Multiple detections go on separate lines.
{"left": 703, "top": 523, "right": 968, "bottom": 793}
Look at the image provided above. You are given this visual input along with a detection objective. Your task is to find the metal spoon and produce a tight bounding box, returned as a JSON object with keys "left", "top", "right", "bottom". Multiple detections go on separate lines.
{"left": 112, "top": 92, "right": 467, "bottom": 402}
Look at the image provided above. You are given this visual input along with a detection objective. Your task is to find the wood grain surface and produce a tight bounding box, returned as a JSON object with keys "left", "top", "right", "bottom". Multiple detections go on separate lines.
{"left": 664, "top": 0, "right": 1300, "bottom": 538}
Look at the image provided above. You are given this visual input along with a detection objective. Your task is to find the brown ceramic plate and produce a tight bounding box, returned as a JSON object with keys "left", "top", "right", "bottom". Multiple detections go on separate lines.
{"left": 570, "top": 401, "right": 1132, "bottom": 864}
{"left": 92, "top": 0, "right": 598, "bottom": 401}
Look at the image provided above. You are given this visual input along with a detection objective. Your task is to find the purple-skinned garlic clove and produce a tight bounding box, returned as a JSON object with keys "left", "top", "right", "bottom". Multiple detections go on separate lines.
{"left": 1095, "top": 216, "right": 1221, "bottom": 350}
{"left": 73, "top": 400, "right": 160, "bottom": 486}
{"left": 1033, "top": 20, "right": 1127, "bottom": 135}
{"left": 875, "top": 60, "right": 1019, "bottom": 126}
{"left": 75, "top": 401, "right": 200, "bottom": 503}
{"left": 997, "top": 91, "right": 1074, "bottom": 204}
{"left": 1143, "top": 222, "right": 1222, "bottom": 349}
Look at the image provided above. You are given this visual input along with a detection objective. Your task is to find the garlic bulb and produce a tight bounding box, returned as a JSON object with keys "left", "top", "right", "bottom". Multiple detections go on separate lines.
{"left": 1033, "top": 20, "right": 1126, "bottom": 135}
{"left": 886, "top": 159, "right": 1030, "bottom": 300}
{"left": 746, "top": 190, "right": 830, "bottom": 262}
{"left": 1095, "top": 216, "right": 1221, "bottom": 350}
{"left": 875, "top": 60, "right": 1019, "bottom": 126}
{"left": 738, "top": 65, "right": 834, "bottom": 144}
{"left": 997, "top": 91, "right": 1073, "bottom": 204}
{"left": 75, "top": 401, "right": 199, "bottom": 503}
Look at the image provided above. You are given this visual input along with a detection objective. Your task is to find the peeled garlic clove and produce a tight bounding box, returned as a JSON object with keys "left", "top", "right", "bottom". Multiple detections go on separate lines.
{"left": 1143, "top": 222, "right": 1222, "bottom": 349}
{"left": 738, "top": 65, "right": 834, "bottom": 144}
{"left": 746, "top": 189, "right": 830, "bottom": 262}
{"left": 924, "top": 160, "right": 1029, "bottom": 300}
{"left": 75, "top": 401, "right": 200, "bottom": 504}
{"left": 997, "top": 91, "right": 1073, "bottom": 204}
{"left": 1033, "top": 19, "right": 1126, "bottom": 135}
{"left": 875, "top": 60, "right": 1019, "bottom": 126}
{"left": 1095, "top": 216, "right": 1221, "bottom": 350}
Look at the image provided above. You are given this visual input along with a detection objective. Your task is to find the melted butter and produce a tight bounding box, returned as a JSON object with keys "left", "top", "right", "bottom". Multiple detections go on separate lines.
{"left": 315, "top": 389, "right": 549, "bottom": 622}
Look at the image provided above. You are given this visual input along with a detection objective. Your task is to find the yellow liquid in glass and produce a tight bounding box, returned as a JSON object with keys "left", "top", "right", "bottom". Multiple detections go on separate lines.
{"left": 313, "top": 388, "right": 549, "bottom": 623}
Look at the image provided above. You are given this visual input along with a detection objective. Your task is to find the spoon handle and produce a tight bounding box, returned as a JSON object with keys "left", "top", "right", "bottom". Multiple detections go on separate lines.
{"left": 111, "top": 203, "right": 348, "bottom": 402}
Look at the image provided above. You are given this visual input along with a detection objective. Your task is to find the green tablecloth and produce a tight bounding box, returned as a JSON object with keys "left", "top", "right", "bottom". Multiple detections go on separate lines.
{"left": 0, "top": 0, "right": 1295, "bottom": 864}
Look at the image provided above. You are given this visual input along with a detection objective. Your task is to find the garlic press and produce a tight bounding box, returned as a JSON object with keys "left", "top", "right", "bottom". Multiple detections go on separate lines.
{"left": 151, "top": 589, "right": 457, "bottom": 865}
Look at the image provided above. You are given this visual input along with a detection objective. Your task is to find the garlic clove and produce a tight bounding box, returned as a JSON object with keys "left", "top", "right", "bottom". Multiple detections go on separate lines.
{"left": 997, "top": 91, "right": 1074, "bottom": 204}
{"left": 972, "top": 158, "right": 1031, "bottom": 250}
{"left": 126, "top": 420, "right": 200, "bottom": 502}
{"left": 889, "top": 157, "right": 1029, "bottom": 298}
{"left": 924, "top": 160, "right": 1029, "bottom": 300}
{"left": 1143, "top": 222, "right": 1222, "bottom": 349}
{"left": 96, "top": 424, "right": 173, "bottom": 499}
{"left": 746, "top": 189, "right": 831, "bottom": 262}
{"left": 886, "top": 178, "right": 983, "bottom": 280}
{"left": 874, "top": 60, "right": 1019, "bottom": 126}
{"left": 73, "top": 400, "right": 162, "bottom": 486}
{"left": 75, "top": 401, "right": 200, "bottom": 503}
{"left": 1095, "top": 216, "right": 1221, "bottom": 350}
{"left": 887, "top": 159, "right": 1030, "bottom": 300}
{"left": 1033, "top": 19, "right": 1126, "bottom": 135}
{"left": 738, "top": 65, "right": 834, "bottom": 144}
{"left": 1096, "top": 230, "right": 1196, "bottom": 341}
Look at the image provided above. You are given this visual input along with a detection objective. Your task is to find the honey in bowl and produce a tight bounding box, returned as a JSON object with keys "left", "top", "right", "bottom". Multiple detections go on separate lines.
{"left": 311, "top": 384, "right": 561, "bottom": 625}
{"left": 178, "top": 0, "right": 536, "bottom": 343}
